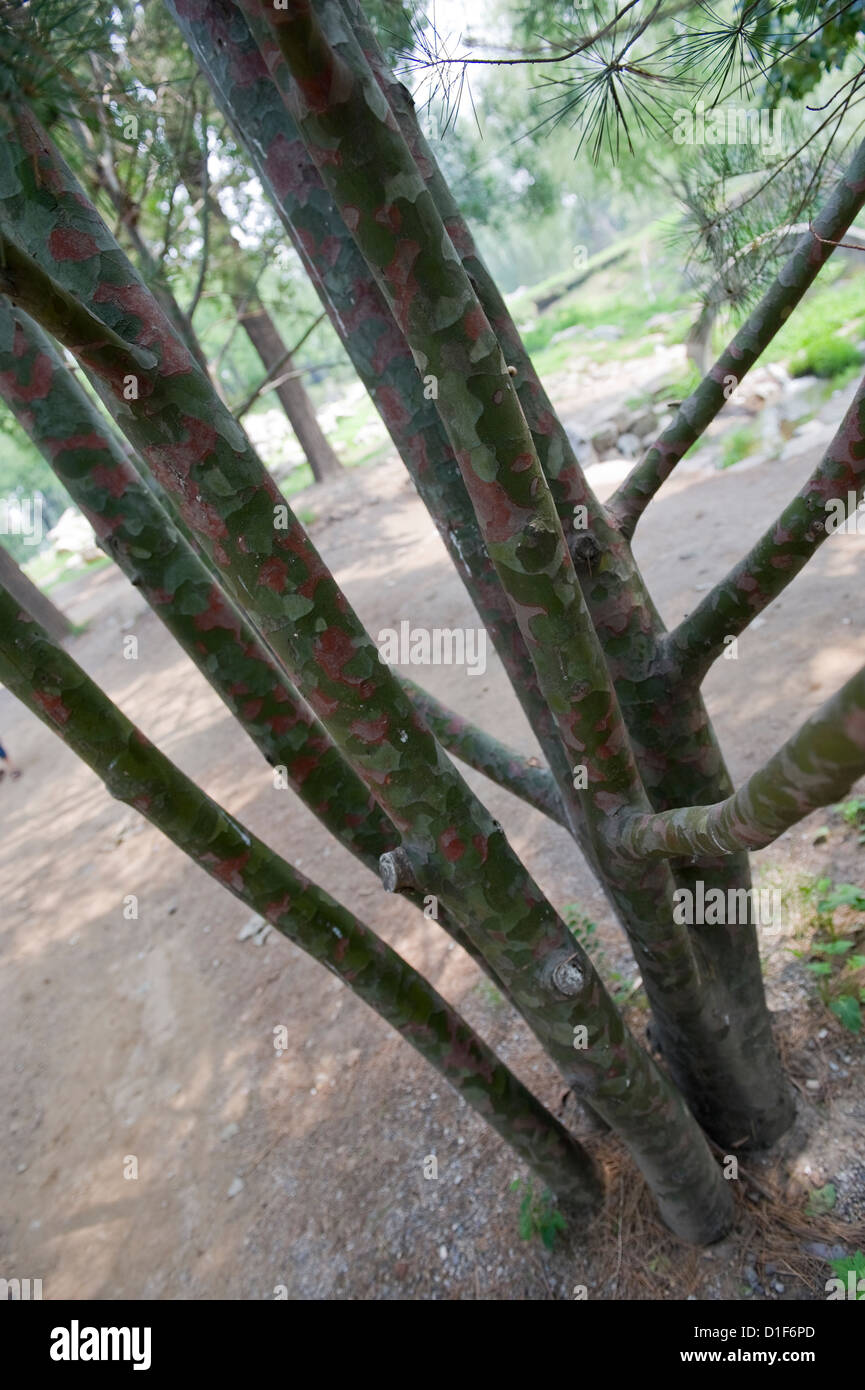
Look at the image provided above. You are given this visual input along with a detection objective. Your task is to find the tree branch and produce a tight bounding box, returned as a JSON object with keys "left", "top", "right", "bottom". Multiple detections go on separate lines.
{"left": 665, "top": 365, "right": 865, "bottom": 682}
{"left": 607, "top": 133, "right": 865, "bottom": 539}
{"left": 0, "top": 580, "right": 601, "bottom": 1211}
{"left": 233, "top": 310, "right": 326, "bottom": 419}
{"left": 400, "top": 677, "right": 566, "bottom": 827}
{"left": 612, "top": 662, "right": 865, "bottom": 860}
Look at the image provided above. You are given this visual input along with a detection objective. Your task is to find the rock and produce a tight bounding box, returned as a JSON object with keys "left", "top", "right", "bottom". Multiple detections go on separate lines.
{"left": 631, "top": 410, "right": 658, "bottom": 438}
{"left": 227, "top": 1177, "right": 244, "bottom": 1198}
{"left": 237, "top": 914, "right": 272, "bottom": 946}
{"left": 616, "top": 432, "right": 642, "bottom": 458}
{"left": 586, "top": 324, "right": 623, "bottom": 340}
{"left": 802, "top": 1241, "right": 847, "bottom": 1260}
{"left": 551, "top": 325, "right": 581, "bottom": 345}
{"left": 780, "top": 420, "right": 834, "bottom": 462}
{"left": 590, "top": 422, "right": 619, "bottom": 455}
{"left": 46, "top": 507, "right": 102, "bottom": 563}
{"left": 564, "top": 429, "right": 599, "bottom": 469}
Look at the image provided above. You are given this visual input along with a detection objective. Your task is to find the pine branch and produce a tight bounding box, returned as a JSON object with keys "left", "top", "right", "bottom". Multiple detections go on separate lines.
{"left": 607, "top": 132, "right": 865, "bottom": 537}
{"left": 664, "top": 365, "right": 865, "bottom": 681}
{"left": 248, "top": 0, "right": 798, "bottom": 1160}
{"left": 614, "top": 661, "right": 865, "bottom": 859}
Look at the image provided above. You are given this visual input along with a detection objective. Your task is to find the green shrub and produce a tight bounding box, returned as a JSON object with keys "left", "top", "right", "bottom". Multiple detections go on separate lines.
{"left": 789, "top": 337, "right": 862, "bottom": 380}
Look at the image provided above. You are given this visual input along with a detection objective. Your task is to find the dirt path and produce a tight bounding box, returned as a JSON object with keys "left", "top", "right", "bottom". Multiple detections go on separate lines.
{"left": 2, "top": 396, "right": 864, "bottom": 1300}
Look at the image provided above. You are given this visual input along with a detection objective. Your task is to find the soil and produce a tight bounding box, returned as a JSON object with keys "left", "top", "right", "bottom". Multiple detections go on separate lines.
{"left": 2, "top": 360, "right": 864, "bottom": 1301}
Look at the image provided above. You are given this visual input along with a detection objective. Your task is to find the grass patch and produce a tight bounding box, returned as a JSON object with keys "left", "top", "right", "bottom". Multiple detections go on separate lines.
{"left": 789, "top": 337, "right": 863, "bottom": 380}
{"left": 719, "top": 424, "right": 759, "bottom": 469}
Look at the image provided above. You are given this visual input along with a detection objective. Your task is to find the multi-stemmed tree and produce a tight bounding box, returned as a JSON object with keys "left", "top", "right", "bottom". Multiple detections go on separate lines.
{"left": 1, "top": 0, "right": 865, "bottom": 1249}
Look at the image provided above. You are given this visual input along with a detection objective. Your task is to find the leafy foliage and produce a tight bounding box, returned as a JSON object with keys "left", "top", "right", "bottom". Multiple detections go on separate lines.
{"left": 510, "top": 1177, "right": 569, "bottom": 1249}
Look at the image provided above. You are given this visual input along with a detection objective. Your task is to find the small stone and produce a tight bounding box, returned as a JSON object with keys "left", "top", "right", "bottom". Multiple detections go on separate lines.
{"left": 16, "top": 1162, "right": 27, "bottom": 1173}
{"left": 237, "top": 914, "right": 266, "bottom": 942}
{"left": 220, "top": 1123, "right": 239, "bottom": 1141}
{"left": 805, "top": 1079, "right": 820, "bottom": 1090}
{"left": 227, "top": 1177, "right": 244, "bottom": 1198}
{"left": 439, "top": 1245, "right": 448, "bottom": 1261}
{"left": 774, "top": 1281, "right": 785, "bottom": 1294}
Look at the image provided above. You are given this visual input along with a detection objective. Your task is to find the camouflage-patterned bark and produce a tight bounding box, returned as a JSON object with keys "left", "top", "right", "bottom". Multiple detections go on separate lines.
{"left": 0, "top": 298, "right": 502, "bottom": 977}
{"left": 401, "top": 677, "right": 566, "bottom": 827}
{"left": 0, "top": 300, "right": 380, "bottom": 865}
{"left": 163, "top": 0, "right": 580, "bottom": 825}
{"left": 616, "top": 662, "right": 865, "bottom": 859}
{"left": 0, "top": 581, "right": 602, "bottom": 1213}
{"left": 168, "top": 6, "right": 780, "bottom": 1137}
{"left": 0, "top": 102, "right": 733, "bottom": 1243}
{"left": 667, "top": 368, "right": 865, "bottom": 680}
{"left": 246, "top": 0, "right": 794, "bottom": 1146}
{"left": 320, "top": 0, "right": 797, "bottom": 1146}
{"left": 608, "top": 138, "right": 865, "bottom": 538}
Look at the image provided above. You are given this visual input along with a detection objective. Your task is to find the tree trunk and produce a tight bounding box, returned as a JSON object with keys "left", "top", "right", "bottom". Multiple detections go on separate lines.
{"left": 237, "top": 301, "right": 342, "bottom": 481}
{"left": 0, "top": 542, "right": 71, "bottom": 643}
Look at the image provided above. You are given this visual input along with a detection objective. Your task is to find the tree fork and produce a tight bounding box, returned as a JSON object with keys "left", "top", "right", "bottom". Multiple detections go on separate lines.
{"left": 329, "top": 0, "right": 792, "bottom": 1136}
{"left": 252, "top": 0, "right": 792, "bottom": 1147}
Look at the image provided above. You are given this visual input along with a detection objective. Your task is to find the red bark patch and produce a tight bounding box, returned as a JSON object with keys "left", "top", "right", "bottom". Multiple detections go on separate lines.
{"left": 350, "top": 712, "right": 389, "bottom": 745}
{"left": 258, "top": 556, "right": 289, "bottom": 594}
{"left": 92, "top": 282, "right": 190, "bottom": 376}
{"left": 384, "top": 239, "right": 421, "bottom": 329}
{"left": 265, "top": 891, "right": 294, "bottom": 921}
{"left": 314, "top": 627, "right": 358, "bottom": 683}
{"left": 375, "top": 204, "right": 402, "bottom": 233}
{"left": 462, "top": 469, "right": 525, "bottom": 544}
{"left": 32, "top": 689, "right": 71, "bottom": 725}
{"left": 463, "top": 303, "right": 487, "bottom": 343}
{"left": 286, "top": 753, "right": 319, "bottom": 785}
{"left": 89, "top": 463, "right": 129, "bottom": 499}
{"left": 1, "top": 352, "right": 52, "bottom": 403}
{"left": 266, "top": 132, "right": 321, "bottom": 205}
{"left": 208, "top": 852, "right": 251, "bottom": 891}
{"left": 48, "top": 226, "right": 99, "bottom": 262}
{"left": 193, "top": 586, "right": 244, "bottom": 637}
{"left": 376, "top": 384, "right": 411, "bottom": 430}
{"left": 440, "top": 827, "right": 465, "bottom": 862}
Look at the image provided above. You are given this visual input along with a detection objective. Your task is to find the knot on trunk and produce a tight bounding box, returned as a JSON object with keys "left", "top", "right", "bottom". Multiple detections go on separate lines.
{"left": 379, "top": 846, "right": 416, "bottom": 893}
